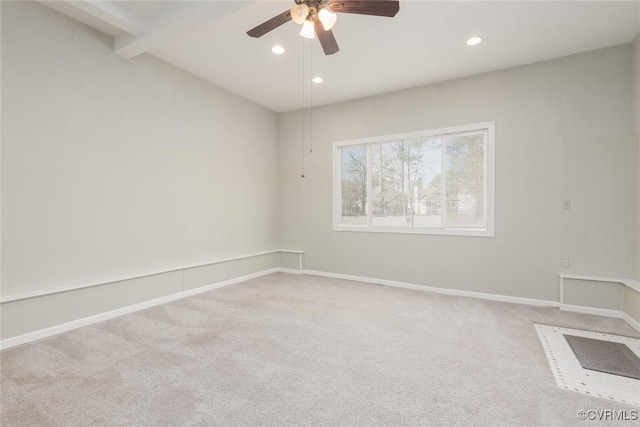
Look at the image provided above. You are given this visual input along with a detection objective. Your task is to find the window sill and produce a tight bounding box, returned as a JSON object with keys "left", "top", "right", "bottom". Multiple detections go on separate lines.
{"left": 332, "top": 225, "right": 494, "bottom": 238}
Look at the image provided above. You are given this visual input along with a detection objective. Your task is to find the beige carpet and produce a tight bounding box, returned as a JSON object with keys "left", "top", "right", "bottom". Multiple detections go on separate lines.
{"left": 1, "top": 272, "right": 639, "bottom": 426}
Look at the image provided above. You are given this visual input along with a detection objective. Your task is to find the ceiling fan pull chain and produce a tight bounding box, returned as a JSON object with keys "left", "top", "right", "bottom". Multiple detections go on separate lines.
{"left": 310, "top": 40, "right": 313, "bottom": 155}
{"left": 301, "top": 37, "right": 306, "bottom": 179}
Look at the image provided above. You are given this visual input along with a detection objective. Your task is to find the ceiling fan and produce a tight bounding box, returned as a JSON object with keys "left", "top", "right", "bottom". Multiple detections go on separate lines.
{"left": 247, "top": 0, "right": 400, "bottom": 55}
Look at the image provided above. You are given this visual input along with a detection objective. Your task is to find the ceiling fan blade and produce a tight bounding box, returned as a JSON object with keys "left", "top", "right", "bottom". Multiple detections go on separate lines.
{"left": 314, "top": 19, "right": 339, "bottom": 55}
{"left": 329, "top": 1, "right": 399, "bottom": 17}
{"left": 247, "top": 10, "right": 292, "bottom": 38}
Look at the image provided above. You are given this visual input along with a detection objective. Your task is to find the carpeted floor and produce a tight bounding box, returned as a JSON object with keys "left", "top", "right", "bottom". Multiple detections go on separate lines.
{"left": 1, "top": 272, "right": 639, "bottom": 426}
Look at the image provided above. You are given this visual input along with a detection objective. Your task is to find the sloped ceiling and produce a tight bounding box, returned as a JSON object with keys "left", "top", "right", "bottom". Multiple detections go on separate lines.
{"left": 41, "top": 1, "right": 640, "bottom": 112}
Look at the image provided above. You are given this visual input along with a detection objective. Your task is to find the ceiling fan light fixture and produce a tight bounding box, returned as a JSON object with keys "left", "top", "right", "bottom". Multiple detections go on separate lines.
{"left": 300, "top": 19, "right": 315, "bottom": 39}
{"left": 318, "top": 8, "right": 337, "bottom": 31}
{"left": 291, "top": 4, "right": 309, "bottom": 25}
{"left": 246, "top": 0, "right": 400, "bottom": 55}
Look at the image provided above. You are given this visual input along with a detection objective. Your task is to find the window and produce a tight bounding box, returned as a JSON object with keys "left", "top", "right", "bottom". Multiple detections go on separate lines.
{"left": 333, "top": 122, "right": 495, "bottom": 237}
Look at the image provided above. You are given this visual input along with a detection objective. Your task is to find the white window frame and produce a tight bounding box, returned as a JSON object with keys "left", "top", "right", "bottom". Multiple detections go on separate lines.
{"left": 332, "top": 122, "right": 495, "bottom": 237}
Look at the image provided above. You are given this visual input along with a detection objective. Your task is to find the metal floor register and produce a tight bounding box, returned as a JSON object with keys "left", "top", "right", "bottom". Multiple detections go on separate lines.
{"left": 564, "top": 334, "right": 640, "bottom": 380}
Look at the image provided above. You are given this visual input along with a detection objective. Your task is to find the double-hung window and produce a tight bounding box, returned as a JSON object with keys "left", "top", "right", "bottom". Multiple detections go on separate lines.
{"left": 333, "top": 122, "right": 495, "bottom": 237}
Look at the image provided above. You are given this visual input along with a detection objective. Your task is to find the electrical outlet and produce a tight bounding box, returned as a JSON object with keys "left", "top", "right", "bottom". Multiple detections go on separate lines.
{"left": 562, "top": 258, "right": 571, "bottom": 268}
{"left": 563, "top": 200, "right": 571, "bottom": 210}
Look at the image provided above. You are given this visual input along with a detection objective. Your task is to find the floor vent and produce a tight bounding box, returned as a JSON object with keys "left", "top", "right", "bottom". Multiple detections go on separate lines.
{"left": 535, "top": 324, "right": 640, "bottom": 406}
{"left": 564, "top": 334, "right": 640, "bottom": 380}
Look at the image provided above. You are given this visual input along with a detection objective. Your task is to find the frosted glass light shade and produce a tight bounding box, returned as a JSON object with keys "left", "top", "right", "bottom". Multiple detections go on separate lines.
{"left": 318, "top": 8, "right": 337, "bottom": 31}
{"left": 291, "top": 4, "right": 309, "bottom": 24}
{"left": 300, "top": 20, "right": 315, "bottom": 39}
{"left": 466, "top": 36, "right": 483, "bottom": 46}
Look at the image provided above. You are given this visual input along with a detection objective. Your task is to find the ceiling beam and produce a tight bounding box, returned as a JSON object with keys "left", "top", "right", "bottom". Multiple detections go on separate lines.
{"left": 114, "top": 1, "right": 253, "bottom": 59}
{"left": 39, "top": 1, "right": 146, "bottom": 36}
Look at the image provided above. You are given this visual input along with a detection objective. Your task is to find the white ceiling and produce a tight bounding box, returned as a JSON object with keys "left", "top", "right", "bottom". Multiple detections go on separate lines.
{"left": 42, "top": 1, "right": 640, "bottom": 112}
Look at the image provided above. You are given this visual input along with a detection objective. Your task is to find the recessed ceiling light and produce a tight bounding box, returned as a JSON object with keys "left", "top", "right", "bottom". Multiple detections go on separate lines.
{"left": 466, "top": 36, "right": 483, "bottom": 46}
{"left": 312, "top": 77, "right": 323, "bottom": 84}
{"left": 271, "top": 45, "right": 285, "bottom": 55}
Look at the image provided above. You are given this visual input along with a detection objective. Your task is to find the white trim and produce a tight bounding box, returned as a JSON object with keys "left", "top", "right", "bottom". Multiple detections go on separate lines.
{"left": 440, "top": 135, "right": 447, "bottom": 229}
{"left": 332, "top": 122, "right": 495, "bottom": 238}
{"left": 277, "top": 268, "right": 304, "bottom": 275}
{"left": 0, "top": 268, "right": 280, "bottom": 351}
{"left": 302, "top": 269, "right": 640, "bottom": 332}
{"left": 0, "top": 250, "right": 304, "bottom": 304}
{"left": 559, "top": 273, "right": 640, "bottom": 293}
{"left": 3, "top": 267, "right": 637, "bottom": 350}
{"left": 620, "top": 279, "right": 639, "bottom": 292}
{"left": 331, "top": 225, "right": 493, "bottom": 237}
{"left": 332, "top": 122, "right": 497, "bottom": 147}
{"left": 304, "top": 270, "right": 640, "bottom": 332}
{"left": 303, "top": 269, "right": 558, "bottom": 308}
{"left": 622, "top": 313, "right": 640, "bottom": 333}
{"left": 559, "top": 273, "right": 625, "bottom": 282}
{"left": 558, "top": 274, "right": 640, "bottom": 332}
{"left": 486, "top": 124, "right": 496, "bottom": 237}
{"left": 559, "top": 304, "right": 624, "bottom": 319}
{"left": 366, "top": 142, "right": 373, "bottom": 228}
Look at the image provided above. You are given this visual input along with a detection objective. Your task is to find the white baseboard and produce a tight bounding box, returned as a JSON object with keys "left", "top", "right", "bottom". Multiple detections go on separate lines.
{"left": 276, "top": 268, "right": 303, "bottom": 275}
{"left": 559, "top": 304, "right": 623, "bottom": 319}
{"left": 560, "top": 303, "right": 640, "bottom": 333}
{"left": 1, "top": 250, "right": 304, "bottom": 304}
{"left": 303, "top": 269, "right": 559, "bottom": 308}
{"left": 303, "top": 269, "right": 640, "bottom": 332}
{"left": 4, "top": 267, "right": 637, "bottom": 350}
{"left": 622, "top": 313, "right": 640, "bottom": 333}
{"left": 0, "top": 268, "right": 279, "bottom": 351}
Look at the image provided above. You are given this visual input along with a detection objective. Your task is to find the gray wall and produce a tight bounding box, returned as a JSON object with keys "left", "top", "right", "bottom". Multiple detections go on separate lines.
{"left": 630, "top": 33, "right": 640, "bottom": 325}
{"left": 2, "top": 1, "right": 638, "bottom": 341}
{"left": 279, "top": 45, "right": 635, "bottom": 305}
{"left": 624, "top": 287, "right": 640, "bottom": 325}
{"left": 634, "top": 34, "right": 640, "bottom": 281}
{"left": 1, "top": 1, "right": 280, "bottom": 339}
